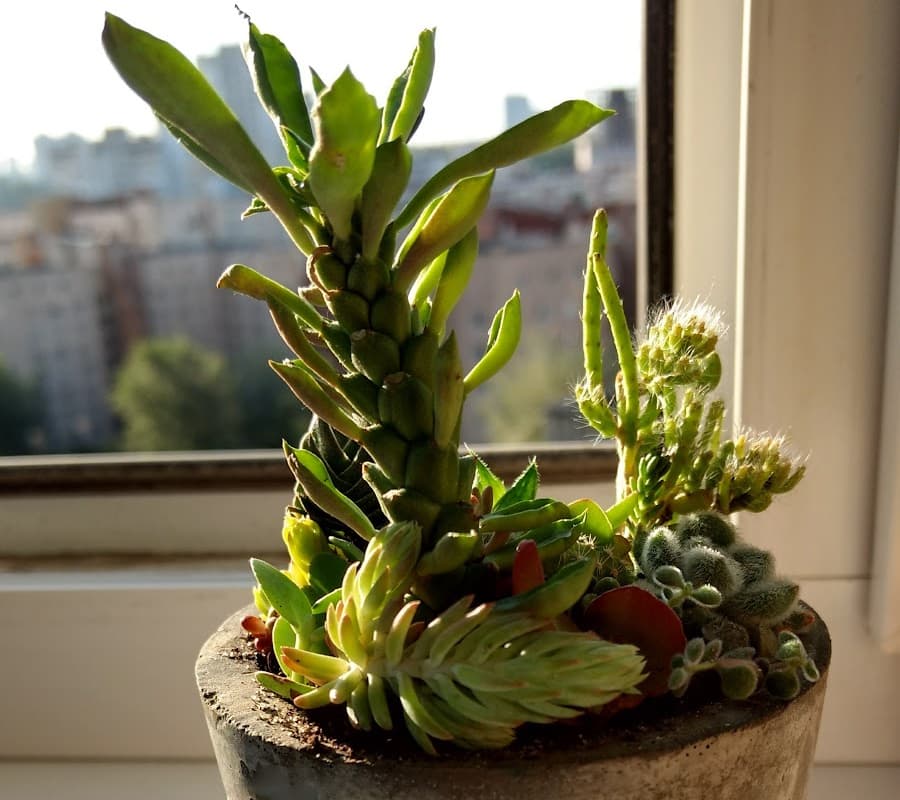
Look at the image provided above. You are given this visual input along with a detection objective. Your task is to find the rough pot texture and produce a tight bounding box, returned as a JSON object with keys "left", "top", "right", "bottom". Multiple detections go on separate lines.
{"left": 197, "top": 605, "right": 830, "bottom": 800}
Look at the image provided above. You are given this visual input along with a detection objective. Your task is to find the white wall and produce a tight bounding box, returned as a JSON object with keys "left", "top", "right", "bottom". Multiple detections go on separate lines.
{"left": 675, "top": 0, "right": 900, "bottom": 764}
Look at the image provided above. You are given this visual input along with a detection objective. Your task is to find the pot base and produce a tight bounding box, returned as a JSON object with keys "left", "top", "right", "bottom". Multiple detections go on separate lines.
{"left": 196, "top": 605, "right": 830, "bottom": 800}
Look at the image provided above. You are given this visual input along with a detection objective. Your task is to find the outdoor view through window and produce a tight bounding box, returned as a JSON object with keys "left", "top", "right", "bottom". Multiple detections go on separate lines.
{"left": 0, "top": 1, "right": 641, "bottom": 455}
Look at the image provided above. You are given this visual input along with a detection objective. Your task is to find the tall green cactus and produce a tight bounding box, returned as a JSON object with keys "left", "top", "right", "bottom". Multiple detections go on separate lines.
{"left": 576, "top": 211, "right": 806, "bottom": 537}
{"left": 103, "top": 13, "right": 610, "bottom": 561}
{"left": 103, "top": 13, "right": 651, "bottom": 752}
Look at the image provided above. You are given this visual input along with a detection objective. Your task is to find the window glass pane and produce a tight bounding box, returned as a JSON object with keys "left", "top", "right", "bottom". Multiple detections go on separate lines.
{"left": 0, "top": 1, "right": 641, "bottom": 455}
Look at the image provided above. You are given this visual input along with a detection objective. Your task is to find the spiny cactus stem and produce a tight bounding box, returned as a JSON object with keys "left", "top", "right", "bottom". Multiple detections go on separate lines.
{"left": 590, "top": 211, "right": 639, "bottom": 446}
{"left": 581, "top": 251, "right": 604, "bottom": 389}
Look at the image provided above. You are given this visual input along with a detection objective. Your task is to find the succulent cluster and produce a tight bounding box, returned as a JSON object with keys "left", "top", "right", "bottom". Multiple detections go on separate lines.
{"left": 104, "top": 12, "right": 820, "bottom": 754}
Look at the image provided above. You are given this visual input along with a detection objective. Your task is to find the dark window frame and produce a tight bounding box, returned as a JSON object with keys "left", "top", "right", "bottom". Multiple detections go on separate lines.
{"left": 0, "top": 1, "right": 674, "bottom": 495}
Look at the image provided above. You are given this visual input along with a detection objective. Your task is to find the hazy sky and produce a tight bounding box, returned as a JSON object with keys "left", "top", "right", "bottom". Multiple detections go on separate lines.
{"left": 2, "top": 1, "right": 641, "bottom": 169}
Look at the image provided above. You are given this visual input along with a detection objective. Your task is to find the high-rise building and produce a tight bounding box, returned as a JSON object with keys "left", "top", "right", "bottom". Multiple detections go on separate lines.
{"left": 574, "top": 87, "right": 637, "bottom": 177}
{"left": 505, "top": 95, "right": 534, "bottom": 128}
{"left": 0, "top": 262, "right": 113, "bottom": 451}
{"left": 34, "top": 129, "right": 165, "bottom": 201}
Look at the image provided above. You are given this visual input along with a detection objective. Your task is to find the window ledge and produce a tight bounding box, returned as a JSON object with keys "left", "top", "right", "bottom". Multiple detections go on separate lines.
{"left": 0, "top": 442, "right": 617, "bottom": 494}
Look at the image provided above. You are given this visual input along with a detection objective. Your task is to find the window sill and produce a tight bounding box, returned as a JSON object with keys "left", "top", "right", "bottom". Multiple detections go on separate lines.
{"left": 0, "top": 442, "right": 617, "bottom": 495}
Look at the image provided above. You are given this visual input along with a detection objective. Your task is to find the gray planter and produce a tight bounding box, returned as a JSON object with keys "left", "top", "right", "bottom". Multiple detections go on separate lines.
{"left": 197, "top": 605, "right": 830, "bottom": 800}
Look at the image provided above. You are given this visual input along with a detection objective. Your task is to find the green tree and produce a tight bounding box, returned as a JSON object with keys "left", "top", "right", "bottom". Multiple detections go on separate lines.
{"left": 111, "top": 337, "right": 241, "bottom": 451}
{"left": 0, "top": 359, "right": 40, "bottom": 454}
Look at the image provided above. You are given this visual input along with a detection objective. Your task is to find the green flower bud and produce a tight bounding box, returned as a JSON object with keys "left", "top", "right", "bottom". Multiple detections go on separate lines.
{"left": 309, "top": 251, "right": 347, "bottom": 291}
{"left": 351, "top": 329, "right": 401, "bottom": 384}
{"left": 347, "top": 258, "right": 390, "bottom": 302}
{"left": 379, "top": 372, "right": 434, "bottom": 441}
{"left": 328, "top": 290, "right": 370, "bottom": 332}
{"left": 282, "top": 510, "right": 327, "bottom": 585}
{"left": 370, "top": 289, "right": 412, "bottom": 343}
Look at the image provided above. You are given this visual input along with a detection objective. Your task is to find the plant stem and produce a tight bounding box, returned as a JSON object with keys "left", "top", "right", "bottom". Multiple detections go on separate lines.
{"left": 262, "top": 190, "right": 317, "bottom": 255}
{"left": 581, "top": 248, "right": 604, "bottom": 389}
{"left": 590, "top": 211, "right": 640, "bottom": 469}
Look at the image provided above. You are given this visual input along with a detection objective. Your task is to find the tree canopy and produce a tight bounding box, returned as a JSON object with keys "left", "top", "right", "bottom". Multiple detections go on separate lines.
{"left": 110, "top": 337, "right": 311, "bottom": 451}
{"left": 0, "top": 359, "right": 40, "bottom": 455}
{"left": 111, "top": 337, "right": 241, "bottom": 451}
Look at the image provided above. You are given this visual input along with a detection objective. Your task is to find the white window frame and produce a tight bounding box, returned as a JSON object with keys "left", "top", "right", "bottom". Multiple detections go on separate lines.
{"left": 674, "top": 0, "right": 900, "bottom": 768}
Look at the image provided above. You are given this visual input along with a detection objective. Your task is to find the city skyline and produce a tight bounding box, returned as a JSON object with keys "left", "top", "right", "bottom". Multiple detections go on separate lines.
{"left": 2, "top": 0, "right": 641, "bottom": 169}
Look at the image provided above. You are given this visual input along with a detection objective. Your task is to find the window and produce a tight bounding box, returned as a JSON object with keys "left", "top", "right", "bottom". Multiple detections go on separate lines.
{"left": 0, "top": 0, "right": 649, "bottom": 456}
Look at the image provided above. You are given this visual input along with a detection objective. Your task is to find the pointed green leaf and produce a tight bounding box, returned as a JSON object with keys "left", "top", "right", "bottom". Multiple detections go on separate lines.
{"left": 217, "top": 264, "right": 323, "bottom": 331}
{"left": 409, "top": 252, "right": 448, "bottom": 309}
{"left": 464, "top": 290, "right": 522, "bottom": 393}
{"left": 394, "top": 172, "right": 495, "bottom": 293}
{"left": 272, "top": 614, "right": 308, "bottom": 679}
{"left": 360, "top": 139, "right": 412, "bottom": 260}
{"left": 429, "top": 228, "right": 478, "bottom": 335}
{"left": 471, "top": 453, "right": 506, "bottom": 502}
{"left": 382, "top": 29, "right": 436, "bottom": 144}
{"left": 154, "top": 113, "right": 255, "bottom": 195}
{"left": 479, "top": 498, "right": 572, "bottom": 532}
{"left": 285, "top": 444, "right": 377, "bottom": 541}
{"left": 308, "top": 68, "right": 380, "bottom": 240}
{"left": 102, "top": 14, "right": 302, "bottom": 237}
{"left": 250, "top": 558, "right": 313, "bottom": 629}
{"left": 311, "top": 586, "right": 343, "bottom": 614}
{"left": 309, "top": 67, "right": 326, "bottom": 96}
{"left": 492, "top": 459, "right": 539, "bottom": 513}
{"left": 309, "top": 552, "right": 350, "bottom": 596}
{"left": 604, "top": 493, "right": 639, "bottom": 530}
{"left": 244, "top": 23, "right": 314, "bottom": 157}
{"left": 327, "top": 536, "right": 365, "bottom": 563}
{"left": 396, "top": 100, "right": 613, "bottom": 227}
{"left": 568, "top": 498, "right": 614, "bottom": 542}
{"left": 255, "top": 671, "right": 312, "bottom": 699}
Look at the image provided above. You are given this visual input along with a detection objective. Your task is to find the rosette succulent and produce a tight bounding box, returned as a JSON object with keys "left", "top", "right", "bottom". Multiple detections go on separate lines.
{"left": 104, "top": 10, "right": 819, "bottom": 753}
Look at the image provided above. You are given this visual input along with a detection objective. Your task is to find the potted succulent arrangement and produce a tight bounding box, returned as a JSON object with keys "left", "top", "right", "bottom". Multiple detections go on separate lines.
{"left": 103, "top": 12, "right": 830, "bottom": 800}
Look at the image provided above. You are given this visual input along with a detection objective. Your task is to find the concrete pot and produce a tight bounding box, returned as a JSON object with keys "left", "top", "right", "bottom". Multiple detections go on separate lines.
{"left": 197, "top": 605, "right": 830, "bottom": 800}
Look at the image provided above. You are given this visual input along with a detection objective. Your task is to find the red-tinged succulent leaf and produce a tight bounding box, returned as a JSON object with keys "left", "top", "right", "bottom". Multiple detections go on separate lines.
{"left": 512, "top": 539, "right": 545, "bottom": 595}
{"left": 241, "top": 615, "right": 268, "bottom": 637}
{"left": 582, "top": 586, "right": 687, "bottom": 697}
{"left": 775, "top": 607, "right": 815, "bottom": 635}
{"left": 405, "top": 620, "right": 426, "bottom": 646}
